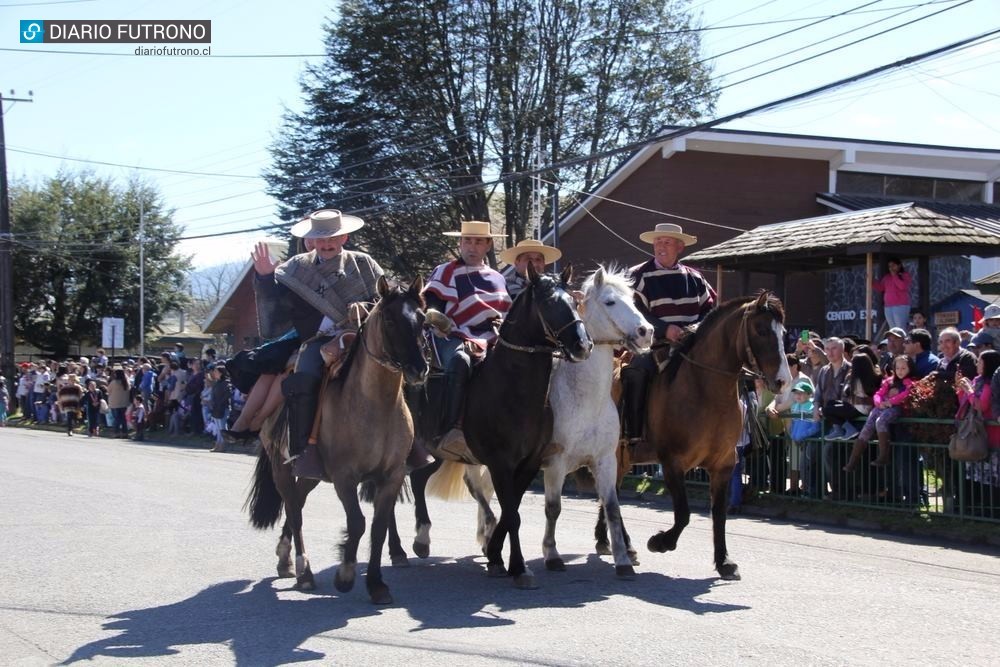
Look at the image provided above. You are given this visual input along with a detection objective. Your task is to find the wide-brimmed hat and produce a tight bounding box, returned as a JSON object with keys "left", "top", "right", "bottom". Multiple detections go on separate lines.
{"left": 443, "top": 220, "right": 503, "bottom": 238}
{"left": 980, "top": 303, "right": 1000, "bottom": 323}
{"left": 289, "top": 209, "right": 365, "bottom": 239}
{"left": 639, "top": 222, "right": 697, "bottom": 246}
{"left": 497, "top": 239, "right": 562, "bottom": 265}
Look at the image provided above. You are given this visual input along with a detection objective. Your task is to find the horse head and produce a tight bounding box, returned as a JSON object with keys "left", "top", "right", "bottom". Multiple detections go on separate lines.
{"left": 582, "top": 265, "right": 653, "bottom": 354}
{"left": 371, "top": 275, "right": 430, "bottom": 386}
{"left": 517, "top": 263, "right": 592, "bottom": 362}
{"left": 743, "top": 291, "right": 794, "bottom": 394}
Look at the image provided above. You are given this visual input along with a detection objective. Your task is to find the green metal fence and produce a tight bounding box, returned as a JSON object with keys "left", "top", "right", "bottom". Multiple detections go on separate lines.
{"left": 630, "top": 416, "right": 1000, "bottom": 524}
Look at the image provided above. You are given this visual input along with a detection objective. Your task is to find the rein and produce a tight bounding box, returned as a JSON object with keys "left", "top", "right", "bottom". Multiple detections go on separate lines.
{"left": 677, "top": 303, "right": 765, "bottom": 380}
{"left": 359, "top": 309, "right": 405, "bottom": 373}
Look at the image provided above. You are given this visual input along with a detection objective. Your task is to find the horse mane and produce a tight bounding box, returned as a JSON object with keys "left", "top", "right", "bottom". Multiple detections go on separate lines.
{"left": 582, "top": 263, "right": 632, "bottom": 299}
{"left": 663, "top": 291, "right": 784, "bottom": 384}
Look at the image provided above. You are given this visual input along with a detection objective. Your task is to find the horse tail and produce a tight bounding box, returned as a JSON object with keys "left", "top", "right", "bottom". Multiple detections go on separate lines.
{"left": 244, "top": 445, "right": 284, "bottom": 530}
{"left": 426, "top": 460, "right": 470, "bottom": 501}
{"left": 359, "top": 477, "right": 412, "bottom": 504}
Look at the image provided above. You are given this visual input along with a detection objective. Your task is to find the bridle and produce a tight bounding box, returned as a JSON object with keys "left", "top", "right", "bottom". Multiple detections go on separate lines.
{"left": 677, "top": 302, "right": 767, "bottom": 381}
{"left": 588, "top": 294, "right": 633, "bottom": 348}
{"left": 359, "top": 301, "right": 408, "bottom": 373}
{"left": 496, "top": 289, "right": 584, "bottom": 355}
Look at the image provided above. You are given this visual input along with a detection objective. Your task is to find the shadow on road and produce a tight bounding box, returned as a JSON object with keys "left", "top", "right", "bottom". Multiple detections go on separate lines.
{"left": 61, "top": 552, "right": 745, "bottom": 664}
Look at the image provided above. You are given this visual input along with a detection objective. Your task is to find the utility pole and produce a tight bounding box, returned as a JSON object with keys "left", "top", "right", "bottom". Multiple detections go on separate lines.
{"left": 0, "top": 91, "right": 33, "bottom": 404}
{"left": 139, "top": 198, "right": 145, "bottom": 357}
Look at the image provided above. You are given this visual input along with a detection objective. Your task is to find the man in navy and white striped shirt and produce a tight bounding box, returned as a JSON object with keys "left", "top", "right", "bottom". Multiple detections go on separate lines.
{"left": 622, "top": 223, "right": 717, "bottom": 460}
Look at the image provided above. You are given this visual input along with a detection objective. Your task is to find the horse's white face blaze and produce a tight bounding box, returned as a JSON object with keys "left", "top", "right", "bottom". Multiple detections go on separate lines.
{"left": 772, "top": 320, "right": 793, "bottom": 391}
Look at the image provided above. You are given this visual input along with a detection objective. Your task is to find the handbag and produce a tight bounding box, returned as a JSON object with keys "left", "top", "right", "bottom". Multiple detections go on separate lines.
{"left": 98, "top": 398, "right": 109, "bottom": 414}
{"left": 789, "top": 418, "right": 821, "bottom": 441}
{"left": 948, "top": 401, "right": 989, "bottom": 462}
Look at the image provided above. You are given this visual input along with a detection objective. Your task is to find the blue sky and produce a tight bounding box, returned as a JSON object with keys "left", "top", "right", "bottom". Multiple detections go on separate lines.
{"left": 3, "top": 0, "right": 998, "bottom": 269}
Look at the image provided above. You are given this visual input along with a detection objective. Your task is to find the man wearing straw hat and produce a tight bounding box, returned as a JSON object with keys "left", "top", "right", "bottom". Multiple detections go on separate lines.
{"left": 621, "top": 222, "right": 717, "bottom": 459}
{"left": 252, "top": 209, "right": 383, "bottom": 478}
{"left": 424, "top": 220, "right": 512, "bottom": 459}
{"left": 498, "top": 239, "right": 562, "bottom": 299}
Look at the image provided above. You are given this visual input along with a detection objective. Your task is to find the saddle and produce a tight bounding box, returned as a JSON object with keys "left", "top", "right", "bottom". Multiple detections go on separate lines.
{"left": 318, "top": 331, "right": 358, "bottom": 380}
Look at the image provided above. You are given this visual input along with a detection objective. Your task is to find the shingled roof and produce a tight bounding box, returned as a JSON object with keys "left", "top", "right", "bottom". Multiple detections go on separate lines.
{"left": 817, "top": 193, "right": 1000, "bottom": 235}
{"left": 684, "top": 202, "right": 1000, "bottom": 273}
{"left": 974, "top": 269, "right": 1000, "bottom": 294}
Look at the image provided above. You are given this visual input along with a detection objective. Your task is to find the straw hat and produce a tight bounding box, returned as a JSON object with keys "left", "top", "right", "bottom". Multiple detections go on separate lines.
{"left": 443, "top": 220, "right": 503, "bottom": 238}
{"left": 497, "top": 239, "right": 562, "bottom": 265}
{"left": 639, "top": 222, "right": 697, "bottom": 246}
{"left": 289, "top": 209, "right": 365, "bottom": 239}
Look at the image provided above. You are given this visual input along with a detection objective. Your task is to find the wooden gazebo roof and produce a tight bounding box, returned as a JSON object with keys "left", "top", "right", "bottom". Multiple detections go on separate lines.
{"left": 685, "top": 202, "right": 1000, "bottom": 273}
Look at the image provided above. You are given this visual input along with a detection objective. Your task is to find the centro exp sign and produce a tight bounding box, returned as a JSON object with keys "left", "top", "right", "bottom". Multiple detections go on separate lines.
{"left": 825, "top": 309, "right": 878, "bottom": 322}
{"left": 20, "top": 20, "right": 211, "bottom": 43}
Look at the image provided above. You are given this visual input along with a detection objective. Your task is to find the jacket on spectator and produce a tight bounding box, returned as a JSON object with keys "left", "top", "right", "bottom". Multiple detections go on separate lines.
{"left": 873, "top": 376, "right": 914, "bottom": 409}
{"left": 210, "top": 378, "right": 232, "bottom": 419}
{"left": 871, "top": 271, "right": 912, "bottom": 307}
{"left": 962, "top": 378, "right": 1000, "bottom": 449}
{"left": 936, "top": 348, "right": 977, "bottom": 383}
{"left": 813, "top": 360, "right": 851, "bottom": 415}
{"left": 107, "top": 378, "right": 131, "bottom": 410}
{"left": 913, "top": 350, "right": 940, "bottom": 380}
{"left": 57, "top": 383, "right": 84, "bottom": 414}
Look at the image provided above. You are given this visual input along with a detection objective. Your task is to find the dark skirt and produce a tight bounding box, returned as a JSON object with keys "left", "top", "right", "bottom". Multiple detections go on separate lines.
{"left": 227, "top": 334, "right": 301, "bottom": 394}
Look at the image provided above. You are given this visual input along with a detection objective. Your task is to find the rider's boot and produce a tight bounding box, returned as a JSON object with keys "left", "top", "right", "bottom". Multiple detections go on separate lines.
{"left": 622, "top": 367, "right": 657, "bottom": 464}
{"left": 405, "top": 440, "right": 434, "bottom": 471}
{"left": 438, "top": 367, "right": 473, "bottom": 462}
{"left": 282, "top": 372, "right": 326, "bottom": 480}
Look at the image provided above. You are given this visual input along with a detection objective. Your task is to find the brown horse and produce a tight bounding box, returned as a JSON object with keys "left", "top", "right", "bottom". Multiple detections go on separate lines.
{"left": 245, "top": 276, "right": 429, "bottom": 604}
{"left": 641, "top": 291, "right": 792, "bottom": 580}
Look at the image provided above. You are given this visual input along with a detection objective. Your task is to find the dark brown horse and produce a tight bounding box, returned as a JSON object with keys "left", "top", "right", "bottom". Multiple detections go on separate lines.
{"left": 246, "top": 276, "right": 428, "bottom": 604}
{"left": 634, "top": 291, "right": 792, "bottom": 580}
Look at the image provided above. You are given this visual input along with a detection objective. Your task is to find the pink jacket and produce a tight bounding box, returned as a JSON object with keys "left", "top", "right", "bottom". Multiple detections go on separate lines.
{"left": 872, "top": 271, "right": 912, "bottom": 307}
{"left": 958, "top": 380, "right": 1000, "bottom": 449}
{"left": 873, "top": 376, "right": 913, "bottom": 409}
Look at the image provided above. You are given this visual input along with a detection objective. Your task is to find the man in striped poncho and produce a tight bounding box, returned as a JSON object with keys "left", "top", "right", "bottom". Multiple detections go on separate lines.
{"left": 622, "top": 223, "right": 717, "bottom": 460}
{"left": 424, "top": 221, "right": 512, "bottom": 459}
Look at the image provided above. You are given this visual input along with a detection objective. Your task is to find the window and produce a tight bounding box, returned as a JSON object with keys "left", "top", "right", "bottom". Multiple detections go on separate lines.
{"left": 837, "top": 171, "right": 983, "bottom": 202}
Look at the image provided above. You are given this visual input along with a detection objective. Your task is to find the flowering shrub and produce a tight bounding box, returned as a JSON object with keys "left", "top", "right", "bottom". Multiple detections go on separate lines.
{"left": 902, "top": 371, "right": 958, "bottom": 443}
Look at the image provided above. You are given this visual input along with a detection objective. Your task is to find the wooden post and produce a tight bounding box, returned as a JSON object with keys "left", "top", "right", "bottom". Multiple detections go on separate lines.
{"left": 865, "top": 253, "right": 873, "bottom": 342}
{"left": 716, "top": 264, "right": 723, "bottom": 301}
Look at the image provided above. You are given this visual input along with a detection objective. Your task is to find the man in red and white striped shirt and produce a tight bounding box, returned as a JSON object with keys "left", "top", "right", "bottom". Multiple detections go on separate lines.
{"left": 424, "top": 221, "right": 511, "bottom": 459}
{"left": 622, "top": 223, "right": 716, "bottom": 460}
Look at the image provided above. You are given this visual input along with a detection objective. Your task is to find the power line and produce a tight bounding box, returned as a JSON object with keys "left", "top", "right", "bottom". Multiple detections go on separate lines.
{"left": 166, "top": 29, "right": 1000, "bottom": 243}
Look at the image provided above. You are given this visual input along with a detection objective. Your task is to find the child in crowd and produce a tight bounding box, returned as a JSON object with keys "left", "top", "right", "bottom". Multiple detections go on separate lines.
{"left": 787, "top": 380, "right": 820, "bottom": 495}
{"left": 131, "top": 395, "right": 147, "bottom": 442}
{"left": 844, "top": 354, "right": 914, "bottom": 470}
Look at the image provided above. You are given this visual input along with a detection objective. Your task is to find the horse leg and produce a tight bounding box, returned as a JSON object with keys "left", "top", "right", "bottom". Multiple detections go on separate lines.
{"left": 594, "top": 504, "right": 611, "bottom": 555}
{"left": 503, "top": 464, "right": 539, "bottom": 589}
{"left": 647, "top": 460, "right": 690, "bottom": 553}
{"left": 710, "top": 466, "right": 741, "bottom": 580}
{"left": 409, "top": 458, "right": 442, "bottom": 558}
{"left": 275, "top": 522, "right": 294, "bottom": 578}
{"left": 386, "top": 505, "right": 409, "bottom": 567}
{"left": 541, "top": 462, "right": 567, "bottom": 571}
{"left": 269, "top": 455, "right": 316, "bottom": 590}
{"left": 366, "top": 476, "right": 404, "bottom": 605}
{"left": 464, "top": 465, "right": 496, "bottom": 554}
{"left": 593, "top": 452, "right": 635, "bottom": 578}
{"left": 332, "top": 480, "right": 366, "bottom": 594}
{"left": 484, "top": 468, "right": 511, "bottom": 579}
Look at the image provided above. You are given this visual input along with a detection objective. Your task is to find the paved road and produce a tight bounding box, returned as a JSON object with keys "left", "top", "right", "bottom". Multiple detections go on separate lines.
{"left": 2, "top": 427, "right": 998, "bottom": 665}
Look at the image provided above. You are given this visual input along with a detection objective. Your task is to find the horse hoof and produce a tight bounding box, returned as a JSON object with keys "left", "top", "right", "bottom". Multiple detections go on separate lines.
{"left": 487, "top": 563, "right": 507, "bottom": 578}
{"left": 628, "top": 551, "right": 640, "bottom": 566}
{"left": 294, "top": 574, "right": 316, "bottom": 591}
{"left": 370, "top": 587, "right": 393, "bottom": 605}
{"left": 595, "top": 542, "right": 612, "bottom": 556}
{"left": 718, "top": 563, "right": 741, "bottom": 581}
{"left": 412, "top": 541, "right": 430, "bottom": 559}
{"left": 276, "top": 566, "right": 295, "bottom": 579}
{"left": 615, "top": 565, "right": 636, "bottom": 579}
{"left": 647, "top": 532, "right": 676, "bottom": 553}
{"left": 545, "top": 558, "right": 566, "bottom": 572}
{"left": 391, "top": 555, "right": 410, "bottom": 567}
{"left": 512, "top": 573, "right": 538, "bottom": 590}
{"left": 334, "top": 570, "right": 356, "bottom": 593}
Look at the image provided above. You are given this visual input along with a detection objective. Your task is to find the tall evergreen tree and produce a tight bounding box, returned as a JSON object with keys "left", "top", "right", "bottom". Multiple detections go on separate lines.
{"left": 266, "top": 0, "right": 716, "bottom": 273}
{"left": 10, "top": 171, "right": 191, "bottom": 357}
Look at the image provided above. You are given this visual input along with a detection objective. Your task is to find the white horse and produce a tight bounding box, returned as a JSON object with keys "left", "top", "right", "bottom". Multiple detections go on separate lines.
{"left": 541, "top": 265, "right": 652, "bottom": 578}
{"left": 424, "top": 265, "right": 652, "bottom": 577}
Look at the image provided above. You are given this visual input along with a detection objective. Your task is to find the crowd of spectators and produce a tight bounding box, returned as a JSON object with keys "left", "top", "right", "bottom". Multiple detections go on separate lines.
{"left": 757, "top": 306, "right": 1000, "bottom": 514}
{"left": 6, "top": 343, "right": 243, "bottom": 449}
